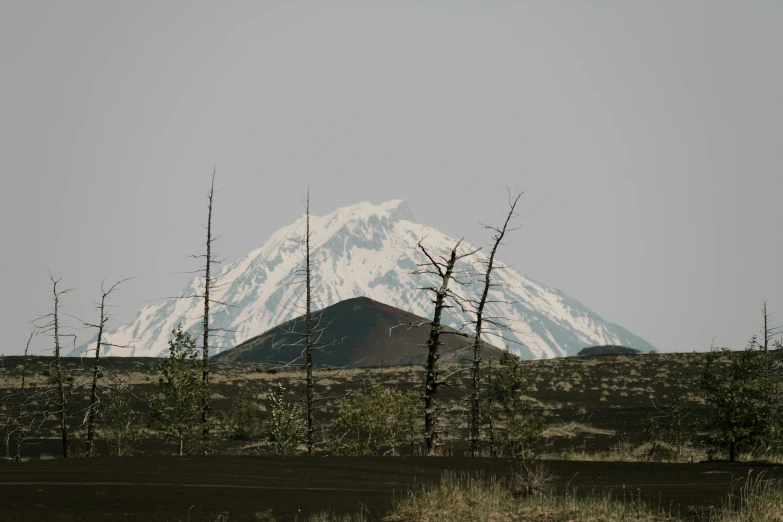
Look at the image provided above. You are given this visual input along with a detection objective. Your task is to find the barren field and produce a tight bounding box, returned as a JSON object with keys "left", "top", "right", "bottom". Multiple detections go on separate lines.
{"left": 0, "top": 351, "right": 781, "bottom": 521}
{"left": 1, "top": 455, "right": 780, "bottom": 521}
{"left": 0, "top": 352, "right": 719, "bottom": 457}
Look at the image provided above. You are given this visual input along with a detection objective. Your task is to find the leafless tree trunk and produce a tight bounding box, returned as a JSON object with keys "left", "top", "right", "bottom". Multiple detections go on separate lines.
{"left": 760, "top": 301, "right": 780, "bottom": 372}
{"left": 200, "top": 171, "right": 215, "bottom": 453}
{"left": 759, "top": 302, "right": 782, "bottom": 395}
{"left": 36, "top": 275, "right": 75, "bottom": 459}
{"left": 83, "top": 278, "right": 133, "bottom": 457}
{"left": 162, "top": 168, "right": 237, "bottom": 455}
{"left": 2, "top": 332, "right": 50, "bottom": 462}
{"left": 14, "top": 333, "right": 34, "bottom": 461}
{"left": 304, "top": 190, "right": 315, "bottom": 455}
{"left": 271, "top": 189, "right": 350, "bottom": 456}
{"left": 53, "top": 280, "right": 69, "bottom": 458}
{"left": 275, "top": 188, "right": 344, "bottom": 456}
{"left": 486, "top": 357, "right": 496, "bottom": 457}
{"left": 416, "top": 238, "right": 479, "bottom": 456}
{"left": 469, "top": 191, "right": 523, "bottom": 457}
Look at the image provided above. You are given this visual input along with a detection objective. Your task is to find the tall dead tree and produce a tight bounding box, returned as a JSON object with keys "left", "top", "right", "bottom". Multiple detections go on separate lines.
{"left": 275, "top": 188, "right": 343, "bottom": 456}
{"left": 760, "top": 301, "right": 781, "bottom": 372}
{"left": 14, "top": 333, "right": 34, "bottom": 460}
{"left": 468, "top": 191, "right": 523, "bottom": 457}
{"left": 82, "top": 278, "right": 133, "bottom": 457}
{"left": 485, "top": 357, "right": 496, "bottom": 457}
{"left": 283, "top": 189, "right": 319, "bottom": 455}
{"left": 758, "top": 302, "right": 782, "bottom": 409}
{"left": 167, "top": 169, "right": 236, "bottom": 455}
{"left": 1, "top": 332, "right": 46, "bottom": 462}
{"left": 416, "top": 238, "right": 479, "bottom": 456}
{"left": 303, "top": 191, "right": 315, "bottom": 455}
{"left": 35, "top": 274, "right": 75, "bottom": 459}
{"left": 200, "top": 171, "right": 215, "bottom": 452}
{"left": 5, "top": 332, "right": 39, "bottom": 461}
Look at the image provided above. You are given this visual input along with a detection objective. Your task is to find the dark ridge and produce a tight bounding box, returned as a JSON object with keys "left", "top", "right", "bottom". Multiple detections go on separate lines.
{"left": 214, "top": 296, "right": 506, "bottom": 367}
{"left": 577, "top": 345, "right": 642, "bottom": 356}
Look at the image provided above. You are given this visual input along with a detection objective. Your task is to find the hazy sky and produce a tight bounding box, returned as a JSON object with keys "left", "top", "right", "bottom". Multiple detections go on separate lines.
{"left": 2, "top": 1, "right": 781, "bottom": 357}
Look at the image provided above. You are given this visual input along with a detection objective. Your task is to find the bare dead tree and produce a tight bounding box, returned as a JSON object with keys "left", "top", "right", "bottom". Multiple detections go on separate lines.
{"left": 82, "top": 277, "right": 133, "bottom": 457}
{"left": 415, "top": 238, "right": 479, "bottom": 456}
{"left": 200, "top": 170, "right": 215, "bottom": 453}
{"left": 467, "top": 190, "right": 524, "bottom": 457}
{"left": 758, "top": 302, "right": 783, "bottom": 399}
{"left": 280, "top": 188, "right": 320, "bottom": 455}
{"left": 53, "top": 279, "right": 69, "bottom": 459}
{"left": 271, "top": 188, "right": 349, "bottom": 455}
{"left": 34, "top": 274, "right": 75, "bottom": 459}
{"left": 17, "top": 332, "right": 36, "bottom": 460}
{"left": 14, "top": 332, "right": 34, "bottom": 460}
{"left": 303, "top": 190, "right": 315, "bottom": 455}
{"left": 760, "top": 302, "right": 782, "bottom": 369}
{"left": 162, "top": 168, "right": 238, "bottom": 454}
{"left": 485, "top": 356, "right": 496, "bottom": 457}
{"left": 0, "top": 332, "right": 50, "bottom": 462}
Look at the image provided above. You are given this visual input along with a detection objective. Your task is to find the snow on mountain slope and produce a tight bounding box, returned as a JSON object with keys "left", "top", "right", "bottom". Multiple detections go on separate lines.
{"left": 72, "top": 200, "right": 655, "bottom": 359}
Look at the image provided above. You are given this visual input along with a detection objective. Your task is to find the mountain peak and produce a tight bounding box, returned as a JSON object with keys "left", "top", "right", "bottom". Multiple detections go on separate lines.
{"left": 324, "top": 199, "right": 416, "bottom": 225}
{"left": 380, "top": 199, "right": 416, "bottom": 223}
{"left": 72, "top": 199, "right": 655, "bottom": 360}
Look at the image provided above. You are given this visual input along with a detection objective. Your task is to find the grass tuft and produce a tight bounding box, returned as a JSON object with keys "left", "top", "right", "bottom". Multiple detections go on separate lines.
{"left": 310, "top": 469, "right": 783, "bottom": 522}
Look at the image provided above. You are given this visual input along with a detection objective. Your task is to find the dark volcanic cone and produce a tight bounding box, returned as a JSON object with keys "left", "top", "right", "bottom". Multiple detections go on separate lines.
{"left": 214, "top": 296, "right": 506, "bottom": 367}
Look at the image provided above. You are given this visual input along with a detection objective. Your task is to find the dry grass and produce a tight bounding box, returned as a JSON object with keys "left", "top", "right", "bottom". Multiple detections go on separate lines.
{"left": 381, "top": 471, "right": 673, "bottom": 522}
{"left": 541, "top": 421, "right": 615, "bottom": 438}
{"left": 542, "top": 441, "right": 706, "bottom": 463}
{"left": 714, "top": 471, "right": 783, "bottom": 522}
{"left": 309, "top": 470, "right": 783, "bottom": 522}
{"left": 509, "top": 459, "right": 555, "bottom": 497}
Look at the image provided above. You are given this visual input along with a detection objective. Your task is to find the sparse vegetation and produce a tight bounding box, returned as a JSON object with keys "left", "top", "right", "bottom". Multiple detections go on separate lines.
{"left": 642, "top": 390, "right": 696, "bottom": 461}
{"left": 695, "top": 339, "right": 780, "bottom": 461}
{"left": 329, "top": 383, "right": 418, "bottom": 456}
{"left": 2, "top": 301, "right": 781, "bottom": 520}
{"left": 148, "top": 325, "right": 210, "bottom": 456}
{"left": 264, "top": 383, "right": 305, "bottom": 456}
{"left": 306, "top": 469, "right": 783, "bottom": 522}
{"left": 220, "top": 381, "right": 263, "bottom": 441}
{"left": 102, "top": 379, "right": 145, "bottom": 456}
{"left": 486, "top": 351, "right": 544, "bottom": 458}
{"left": 377, "top": 471, "right": 671, "bottom": 522}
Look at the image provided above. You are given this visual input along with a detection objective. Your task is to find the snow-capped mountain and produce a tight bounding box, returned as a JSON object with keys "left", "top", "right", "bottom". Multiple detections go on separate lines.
{"left": 72, "top": 200, "right": 655, "bottom": 359}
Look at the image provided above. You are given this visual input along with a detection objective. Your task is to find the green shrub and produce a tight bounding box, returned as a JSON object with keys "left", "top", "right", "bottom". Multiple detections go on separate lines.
{"left": 330, "top": 383, "right": 418, "bottom": 456}
{"left": 221, "top": 383, "right": 262, "bottom": 441}
{"left": 487, "top": 352, "right": 544, "bottom": 458}
{"left": 264, "top": 383, "right": 304, "bottom": 455}
{"left": 696, "top": 338, "right": 779, "bottom": 462}
{"left": 147, "top": 325, "right": 210, "bottom": 456}
{"left": 642, "top": 391, "right": 695, "bottom": 461}
{"left": 103, "top": 380, "right": 145, "bottom": 457}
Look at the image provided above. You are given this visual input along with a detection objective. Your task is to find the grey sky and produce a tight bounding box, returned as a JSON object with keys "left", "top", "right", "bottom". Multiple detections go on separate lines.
{"left": 1, "top": 1, "right": 781, "bottom": 357}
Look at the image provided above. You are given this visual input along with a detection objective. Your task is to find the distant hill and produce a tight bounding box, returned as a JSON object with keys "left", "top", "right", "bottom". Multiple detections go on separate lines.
{"left": 577, "top": 345, "right": 642, "bottom": 356}
{"left": 214, "top": 296, "right": 506, "bottom": 367}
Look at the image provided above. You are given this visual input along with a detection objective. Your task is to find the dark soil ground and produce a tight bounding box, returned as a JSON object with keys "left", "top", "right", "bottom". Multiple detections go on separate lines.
{"left": 1, "top": 455, "right": 780, "bottom": 521}
{"left": 0, "top": 351, "right": 727, "bottom": 457}
{"left": 1, "top": 351, "right": 782, "bottom": 521}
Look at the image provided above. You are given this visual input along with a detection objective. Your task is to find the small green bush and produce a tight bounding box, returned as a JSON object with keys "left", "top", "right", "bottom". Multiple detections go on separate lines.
{"left": 264, "top": 383, "right": 304, "bottom": 456}
{"left": 486, "top": 352, "right": 544, "bottom": 458}
{"left": 330, "top": 383, "right": 418, "bottom": 456}
{"left": 221, "top": 383, "right": 262, "bottom": 441}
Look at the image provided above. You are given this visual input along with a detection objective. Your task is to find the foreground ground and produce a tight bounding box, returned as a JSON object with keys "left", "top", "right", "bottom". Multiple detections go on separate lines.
{"left": 1, "top": 456, "right": 780, "bottom": 521}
